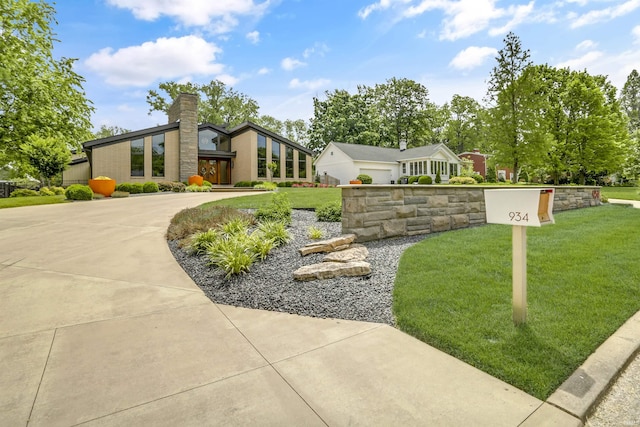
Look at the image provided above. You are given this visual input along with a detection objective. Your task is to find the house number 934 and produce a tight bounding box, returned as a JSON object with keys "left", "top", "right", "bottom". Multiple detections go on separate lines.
{"left": 508, "top": 212, "right": 529, "bottom": 222}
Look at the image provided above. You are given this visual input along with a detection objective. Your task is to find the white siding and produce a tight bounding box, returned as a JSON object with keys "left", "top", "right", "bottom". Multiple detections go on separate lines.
{"left": 315, "top": 147, "right": 359, "bottom": 184}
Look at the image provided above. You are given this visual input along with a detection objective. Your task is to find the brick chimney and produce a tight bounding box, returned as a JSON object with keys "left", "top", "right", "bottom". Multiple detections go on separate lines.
{"left": 168, "top": 93, "right": 198, "bottom": 181}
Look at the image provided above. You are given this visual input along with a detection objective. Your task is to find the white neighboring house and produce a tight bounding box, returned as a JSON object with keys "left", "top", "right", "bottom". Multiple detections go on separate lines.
{"left": 314, "top": 141, "right": 462, "bottom": 184}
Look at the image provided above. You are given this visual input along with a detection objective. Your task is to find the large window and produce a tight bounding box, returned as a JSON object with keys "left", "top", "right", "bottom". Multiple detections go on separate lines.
{"left": 286, "top": 147, "right": 294, "bottom": 178}
{"left": 199, "top": 129, "right": 217, "bottom": 150}
{"left": 271, "top": 139, "right": 280, "bottom": 178}
{"left": 131, "top": 138, "right": 144, "bottom": 176}
{"left": 257, "top": 134, "right": 266, "bottom": 178}
{"left": 299, "top": 154, "right": 307, "bottom": 179}
{"left": 152, "top": 134, "right": 164, "bottom": 177}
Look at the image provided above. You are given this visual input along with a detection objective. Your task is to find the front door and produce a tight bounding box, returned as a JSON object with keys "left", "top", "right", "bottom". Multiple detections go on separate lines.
{"left": 198, "top": 159, "right": 218, "bottom": 184}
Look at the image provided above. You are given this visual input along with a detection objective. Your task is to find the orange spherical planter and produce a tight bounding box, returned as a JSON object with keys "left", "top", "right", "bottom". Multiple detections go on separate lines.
{"left": 188, "top": 175, "right": 204, "bottom": 186}
{"left": 89, "top": 178, "right": 116, "bottom": 197}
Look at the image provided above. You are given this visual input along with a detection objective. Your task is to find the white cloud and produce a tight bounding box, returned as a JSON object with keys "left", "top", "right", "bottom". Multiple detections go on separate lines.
{"left": 85, "top": 36, "right": 225, "bottom": 86}
{"left": 576, "top": 39, "right": 597, "bottom": 50}
{"left": 358, "top": 0, "right": 404, "bottom": 19}
{"left": 281, "top": 57, "right": 307, "bottom": 71}
{"left": 488, "top": 2, "right": 535, "bottom": 37}
{"left": 555, "top": 51, "right": 604, "bottom": 70}
{"left": 257, "top": 67, "right": 270, "bottom": 75}
{"left": 449, "top": 46, "right": 497, "bottom": 70}
{"left": 288, "top": 78, "right": 331, "bottom": 91}
{"left": 216, "top": 74, "right": 239, "bottom": 86}
{"left": 570, "top": 0, "right": 640, "bottom": 28}
{"left": 633, "top": 25, "right": 640, "bottom": 44}
{"left": 246, "top": 31, "right": 260, "bottom": 44}
{"left": 303, "top": 43, "right": 330, "bottom": 59}
{"left": 106, "top": 0, "right": 269, "bottom": 33}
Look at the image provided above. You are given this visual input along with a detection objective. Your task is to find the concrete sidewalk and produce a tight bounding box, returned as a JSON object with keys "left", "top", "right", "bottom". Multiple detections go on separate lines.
{"left": 0, "top": 192, "right": 606, "bottom": 426}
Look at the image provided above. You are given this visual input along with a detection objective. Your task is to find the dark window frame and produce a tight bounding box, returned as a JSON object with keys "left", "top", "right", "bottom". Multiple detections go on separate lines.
{"left": 152, "top": 133, "right": 165, "bottom": 177}
{"left": 131, "top": 138, "right": 144, "bottom": 177}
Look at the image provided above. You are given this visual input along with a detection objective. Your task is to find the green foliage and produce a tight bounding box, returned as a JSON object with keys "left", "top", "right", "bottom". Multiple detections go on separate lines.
{"left": 448, "top": 176, "right": 476, "bottom": 185}
{"left": 186, "top": 184, "right": 209, "bottom": 192}
{"left": 203, "top": 187, "right": 341, "bottom": 211}
{"left": 189, "top": 229, "right": 219, "bottom": 255}
{"left": 0, "top": 0, "right": 93, "bottom": 173}
{"left": 307, "top": 225, "right": 324, "bottom": 239}
{"left": 201, "top": 180, "right": 212, "bottom": 187}
{"left": 0, "top": 194, "right": 66, "bottom": 209}
{"left": 316, "top": 201, "right": 342, "bottom": 222}
{"left": 10, "top": 188, "right": 39, "bottom": 197}
{"left": 65, "top": 184, "right": 92, "bottom": 200}
{"left": 207, "top": 237, "right": 257, "bottom": 279}
{"left": 256, "top": 220, "right": 291, "bottom": 247}
{"left": 472, "top": 174, "right": 484, "bottom": 183}
{"left": 51, "top": 186, "right": 65, "bottom": 195}
{"left": 38, "top": 187, "right": 55, "bottom": 196}
{"left": 234, "top": 181, "right": 253, "bottom": 187}
{"left": 435, "top": 171, "right": 441, "bottom": 183}
{"left": 418, "top": 175, "right": 432, "bottom": 184}
{"left": 220, "top": 217, "right": 251, "bottom": 237}
{"left": 111, "top": 191, "right": 129, "bottom": 198}
{"left": 255, "top": 192, "right": 292, "bottom": 225}
{"left": 19, "top": 135, "right": 71, "bottom": 186}
{"left": 408, "top": 176, "right": 419, "bottom": 184}
{"left": 248, "top": 232, "right": 276, "bottom": 260}
{"left": 93, "top": 125, "right": 131, "bottom": 139}
{"left": 158, "top": 181, "right": 174, "bottom": 191}
{"left": 254, "top": 181, "right": 278, "bottom": 190}
{"left": 171, "top": 182, "right": 186, "bottom": 192}
{"left": 143, "top": 182, "right": 159, "bottom": 193}
{"left": 115, "top": 183, "right": 133, "bottom": 193}
{"left": 130, "top": 183, "right": 144, "bottom": 194}
{"left": 356, "top": 174, "right": 373, "bottom": 184}
{"left": 167, "top": 205, "right": 254, "bottom": 242}
{"left": 486, "top": 166, "right": 497, "bottom": 183}
{"left": 444, "top": 95, "right": 485, "bottom": 153}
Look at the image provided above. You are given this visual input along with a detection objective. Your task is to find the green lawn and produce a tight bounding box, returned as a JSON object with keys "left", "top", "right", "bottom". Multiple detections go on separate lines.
{"left": 393, "top": 204, "right": 640, "bottom": 399}
{"left": 0, "top": 195, "right": 67, "bottom": 209}
{"left": 601, "top": 186, "right": 640, "bottom": 201}
{"left": 203, "top": 187, "right": 341, "bottom": 210}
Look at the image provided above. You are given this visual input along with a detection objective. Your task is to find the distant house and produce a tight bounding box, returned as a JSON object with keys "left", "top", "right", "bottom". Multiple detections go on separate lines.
{"left": 458, "top": 149, "right": 488, "bottom": 177}
{"left": 63, "top": 93, "right": 313, "bottom": 186}
{"left": 314, "top": 141, "right": 462, "bottom": 184}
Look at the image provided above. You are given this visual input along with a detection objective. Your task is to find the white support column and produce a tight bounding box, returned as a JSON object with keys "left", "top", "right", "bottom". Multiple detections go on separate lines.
{"left": 512, "top": 225, "right": 527, "bottom": 325}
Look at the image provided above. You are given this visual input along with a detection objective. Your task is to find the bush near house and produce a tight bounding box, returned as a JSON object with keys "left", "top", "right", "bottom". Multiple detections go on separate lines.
{"left": 472, "top": 174, "right": 485, "bottom": 183}
{"left": 316, "top": 201, "right": 342, "bottom": 222}
{"left": 65, "top": 184, "right": 93, "bottom": 200}
{"left": 143, "top": 182, "right": 159, "bottom": 193}
{"left": 356, "top": 174, "right": 373, "bottom": 184}
{"left": 172, "top": 182, "right": 186, "bottom": 192}
{"left": 202, "top": 180, "right": 212, "bottom": 188}
{"left": 255, "top": 192, "right": 292, "bottom": 225}
{"left": 39, "top": 187, "right": 55, "bottom": 196}
{"left": 10, "top": 189, "right": 39, "bottom": 197}
{"left": 449, "top": 176, "right": 477, "bottom": 185}
{"left": 158, "top": 181, "right": 174, "bottom": 192}
{"left": 435, "top": 171, "right": 441, "bottom": 183}
{"left": 186, "top": 184, "right": 210, "bottom": 192}
{"left": 418, "top": 175, "right": 432, "bottom": 185}
{"left": 408, "top": 176, "right": 419, "bottom": 184}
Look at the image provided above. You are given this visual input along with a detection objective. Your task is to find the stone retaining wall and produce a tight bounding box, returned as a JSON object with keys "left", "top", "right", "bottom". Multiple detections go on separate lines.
{"left": 341, "top": 185, "right": 601, "bottom": 242}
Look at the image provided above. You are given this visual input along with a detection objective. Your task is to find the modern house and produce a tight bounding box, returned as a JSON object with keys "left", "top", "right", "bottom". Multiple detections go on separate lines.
{"left": 63, "top": 93, "right": 314, "bottom": 186}
{"left": 314, "top": 141, "right": 462, "bottom": 184}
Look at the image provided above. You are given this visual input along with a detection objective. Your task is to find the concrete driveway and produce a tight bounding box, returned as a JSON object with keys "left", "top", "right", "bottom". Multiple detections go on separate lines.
{"left": 0, "top": 192, "right": 578, "bottom": 426}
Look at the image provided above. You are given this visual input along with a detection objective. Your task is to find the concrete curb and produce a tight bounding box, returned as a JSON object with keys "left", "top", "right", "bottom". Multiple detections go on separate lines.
{"left": 544, "top": 310, "right": 640, "bottom": 422}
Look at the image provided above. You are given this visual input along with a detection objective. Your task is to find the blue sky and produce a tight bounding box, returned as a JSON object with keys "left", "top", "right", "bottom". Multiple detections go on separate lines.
{"left": 52, "top": 0, "right": 640, "bottom": 133}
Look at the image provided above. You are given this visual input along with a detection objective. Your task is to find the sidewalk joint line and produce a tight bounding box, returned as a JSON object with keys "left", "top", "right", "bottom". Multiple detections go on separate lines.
{"left": 26, "top": 328, "right": 57, "bottom": 426}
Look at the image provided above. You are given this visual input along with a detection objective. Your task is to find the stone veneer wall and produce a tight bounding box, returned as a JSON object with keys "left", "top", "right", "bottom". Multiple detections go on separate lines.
{"left": 342, "top": 185, "right": 601, "bottom": 242}
{"left": 168, "top": 93, "right": 198, "bottom": 182}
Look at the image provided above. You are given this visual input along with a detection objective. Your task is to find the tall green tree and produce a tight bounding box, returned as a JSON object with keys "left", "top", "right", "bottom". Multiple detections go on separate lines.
{"left": 0, "top": 0, "right": 93, "bottom": 172}
{"left": 443, "top": 95, "right": 484, "bottom": 153}
{"left": 20, "top": 134, "right": 71, "bottom": 186}
{"left": 146, "top": 80, "right": 260, "bottom": 127}
{"left": 485, "top": 32, "right": 547, "bottom": 183}
{"left": 620, "top": 69, "right": 640, "bottom": 132}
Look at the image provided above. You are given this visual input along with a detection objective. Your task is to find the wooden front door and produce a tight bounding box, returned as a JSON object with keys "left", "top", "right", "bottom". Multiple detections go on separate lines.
{"left": 198, "top": 159, "right": 218, "bottom": 184}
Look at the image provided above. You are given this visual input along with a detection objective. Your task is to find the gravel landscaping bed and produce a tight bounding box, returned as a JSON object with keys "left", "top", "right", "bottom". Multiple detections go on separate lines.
{"left": 168, "top": 209, "right": 426, "bottom": 325}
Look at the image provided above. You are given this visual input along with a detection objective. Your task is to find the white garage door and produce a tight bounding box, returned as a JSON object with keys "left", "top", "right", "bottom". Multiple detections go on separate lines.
{"left": 359, "top": 169, "right": 392, "bottom": 184}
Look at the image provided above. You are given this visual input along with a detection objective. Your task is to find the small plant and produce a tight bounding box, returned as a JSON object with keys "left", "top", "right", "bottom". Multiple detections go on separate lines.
{"left": 472, "top": 174, "right": 485, "bottom": 183}
{"left": 308, "top": 225, "right": 324, "bottom": 239}
{"left": 39, "top": 187, "right": 55, "bottom": 196}
{"left": 51, "top": 186, "right": 65, "bottom": 195}
{"left": 408, "top": 176, "right": 419, "bottom": 184}
{"left": 248, "top": 232, "right": 275, "bottom": 260}
{"left": 143, "top": 182, "right": 159, "bottom": 193}
{"left": 267, "top": 161, "right": 278, "bottom": 181}
{"left": 449, "top": 176, "right": 476, "bottom": 185}
{"left": 255, "top": 192, "right": 292, "bottom": 225}
{"left": 356, "top": 174, "right": 373, "bottom": 184}
{"left": 186, "top": 184, "right": 209, "bottom": 192}
{"left": 257, "top": 220, "right": 291, "bottom": 247}
{"left": 158, "top": 181, "right": 173, "bottom": 191}
{"left": 207, "top": 237, "right": 257, "bottom": 278}
{"left": 220, "top": 217, "right": 251, "bottom": 237}
{"left": 189, "top": 229, "right": 219, "bottom": 254}
{"left": 10, "top": 188, "right": 39, "bottom": 197}
{"left": 172, "top": 182, "right": 186, "bottom": 192}
{"left": 115, "top": 183, "right": 133, "bottom": 193}
{"left": 418, "top": 175, "right": 432, "bottom": 185}
{"left": 65, "top": 184, "right": 93, "bottom": 200}
{"left": 130, "top": 183, "right": 144, "bottom": 194}
{"left": 254, "top": 181, "right": 278, "bottom": 191}
{"left": 435, "top": 171, "right": 441, "bottom": 184}
{"left": 111, "top": 191, "right": 130, "bottom": 198}
{"left": 202, "top": 180, "right": 213, "bottom": 188}
{"left": 316, "top": 201, "right": 342, "bottom": 222}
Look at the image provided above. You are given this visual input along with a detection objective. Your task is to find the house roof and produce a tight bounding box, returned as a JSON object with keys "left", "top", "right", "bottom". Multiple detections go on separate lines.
{"left": 329, "top": 141, "right": 456, "bottom": 163}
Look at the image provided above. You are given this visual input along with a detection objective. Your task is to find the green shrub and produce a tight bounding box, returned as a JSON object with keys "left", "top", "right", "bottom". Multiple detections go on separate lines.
{"left": 115, "top": 183, "right": 133, "bottom": 193}
{"left": 111, "top": 191, "right": 130, "bottom": 198}
{"left": 220, "top": 217, "right": 251, "bottom": 237}
{"left": 143, "top": 182, "right": 159, "bottom": 193}
{"left": 10, "top": 188, "right": 39, "bottom": 197}
{"left": 202, "top": 180, "right": 212, "bottom": 187}
{"left": 186, "top": 184, "right": 209, "bottom": 192}
{"left": 255, "top": 192, "right": 292, "bottom": 225}
{"left": 356, "top": 174, "right": 373, "bottom": 184}
{"left": 408, "top": 176, "right": 419, "bottom": 184}
{"left": 234, "top": 181, "right": 253, "bottom": 187}
{"left": 189, "top": 229, "right": 219, "bottom": 255}
{"left": 65, "top": 184, "right": 93, "bottom": 200}
{"left": 316, "top": 201, "right": 342, "bottom": 222}
{"left": 251, "top": 181, "right": 263, "bottom": 187}
{"left": 38, "top": 187, "right": 55, "bottom": 196}
{"left": 486, "top": 166, "right": 497, "bottom": 183}
{"left": 207, "top": 237, "right": 257, "bottom": 278}
{"left": 256, "top": 220, "right": 291, "bottom": 247}
{"left": 248, "top": 232, "right": 275, "bottom": 260}
{"left": 254, "top": 181, "right": 278, "bottom": 191}
{"left": 308, "top": 225, "right": 324, "bottom": 239}
{"left": 51, "top": 186, "right": 65, "bottom": 195}
{"left": 130, "top": 183, "right": 144, "bottom": 194}
{"left": 172, "top": 182, "right": 186, "bottom": 192}
{"left": 449, "top": 176, "right": 476, "bottom": 185}
{"left": 472, "top": 174, "right": 485, "bottom": 183}
{"left": 158, "top": 181, "right": 174, "bottom": 192}
{"left": 435, "top": 171, "right": 441, "bottom": 184}
{"left": 418, "top": 175, "right": 432, "bottom": 185}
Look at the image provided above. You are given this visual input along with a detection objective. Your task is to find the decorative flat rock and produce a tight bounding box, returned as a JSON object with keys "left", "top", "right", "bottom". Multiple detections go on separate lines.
{"left": 298, "top": 234, "right": 357, "bottom": 256}
{"left": 293, "top": 261, "right": 371, "bottom": 281}
{"left": 323, "top": 245, "right": 368, "bottom": 263}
